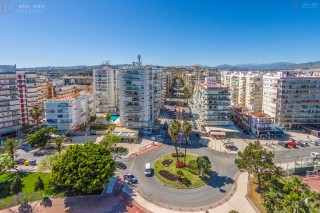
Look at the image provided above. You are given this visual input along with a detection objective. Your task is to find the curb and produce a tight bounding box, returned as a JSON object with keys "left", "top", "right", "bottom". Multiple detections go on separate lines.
{"left": 128, "top": 143, "right": 163, "bottom": 158}
{"left": 245, "top": 176, "right": 261, "bottom": 213}
{"left": 135, "top": 171, "right": 242, "bottom": 212}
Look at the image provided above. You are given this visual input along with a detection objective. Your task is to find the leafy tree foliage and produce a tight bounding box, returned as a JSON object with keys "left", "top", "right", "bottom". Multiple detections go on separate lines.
{"left": 90, "top": 115, "right": 97, "bottom": 122}
{"left": 104, "top": 113, "right": 111, "bottom": 125}
{"left": 27, "top": 126, "right": 56, "bottom": 148}
{"left": 197, "top": 156, "right": 211, "bottom": 177}
{"left": 4, "top": 138, "right": 22, "bottom": 161}
{"left": 100, "top": 133, "right": 121, "bottom": 150}
{"left": 51, "top": 142, "right": 116, "bottom": 194}
{"left": 0, "top": 154, "right": 15, "bottom": 173}
{"left": 11, "top": 176, "right": 23, "bottom": 195}
{"left": 50, "top": 136, "right": 69, "bottom": 153}
{"left": 34, "top": 176, "right": 45, "bottom": 192}
{"left": 235, "top": 141, "right": 275, "bottom": 190}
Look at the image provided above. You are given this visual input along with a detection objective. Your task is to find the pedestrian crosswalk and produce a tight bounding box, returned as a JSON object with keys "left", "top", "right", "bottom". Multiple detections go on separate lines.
{"left": 163, "top": 139, "right": 201, "bottom": 146}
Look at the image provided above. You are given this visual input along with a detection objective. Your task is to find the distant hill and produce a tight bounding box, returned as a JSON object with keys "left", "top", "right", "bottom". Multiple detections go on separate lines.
{"left": 214, "top": 62, "right": 296, "bottom": 71}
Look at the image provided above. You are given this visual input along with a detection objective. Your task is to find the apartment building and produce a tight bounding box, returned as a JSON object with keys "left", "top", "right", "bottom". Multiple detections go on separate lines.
{"left": 263, "top": 71, "right": 320, "bottom": 129}
{"left": 17, "top": 71, "right": 45, "bottom": 126}
{"left": 193, "top": 77, "right": 233, "bottom": 126}
{"left": 45, "top": 91, "right": 95, "bottom": 131}
{"left": 245, "top": 73, "right": 263, "bottom": 112}
{"left": 162, "top": 71, "right": 172, "bottom": 101}
{"left": 0, "top": 65, "right": 20, "bottom": 136}
{"left": 93, "top": 66, "right": 119, "bottom": 113}
{"left": 119, "top": 63, "right": 162, "bottom": 133}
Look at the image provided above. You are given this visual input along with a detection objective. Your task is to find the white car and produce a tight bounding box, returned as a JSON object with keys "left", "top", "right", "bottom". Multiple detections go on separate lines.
{"left": 311, "top": 152, "right": 320, "bottom": 158}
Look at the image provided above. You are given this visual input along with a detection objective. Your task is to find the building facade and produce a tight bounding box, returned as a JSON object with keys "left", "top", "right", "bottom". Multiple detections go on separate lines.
{"left": 0, "top": 65, "right": 20, "bottom": 136}
{"left": 193, "top": 77, "right": 233, "bottom": 126}
{"left": 17, "top": 71, "right": 45, "bottom": 126}
{"left": 93, "top": 66, "right": 119, "bottom": 113}
{"left": 119, "top": 63, "right": 162, "bottom": 132}
{"left": 263, "top": 72, "right": 320, "bottom": 129}
{"left": 44, "top": 91, "right": 95, "bottom": 131}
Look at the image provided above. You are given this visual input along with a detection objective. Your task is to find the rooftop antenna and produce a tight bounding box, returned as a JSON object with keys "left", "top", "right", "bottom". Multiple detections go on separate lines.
{"left": 137, "top": 54, "right": 142, "bottom": 66}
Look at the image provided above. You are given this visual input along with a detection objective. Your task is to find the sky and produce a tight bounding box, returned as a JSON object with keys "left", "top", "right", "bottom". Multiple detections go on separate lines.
{"left": 0, "top": 0, "right": 320, "bottom": 67}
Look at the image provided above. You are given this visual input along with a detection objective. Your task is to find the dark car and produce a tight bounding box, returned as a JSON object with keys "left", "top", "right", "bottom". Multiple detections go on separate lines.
{"left": 243, "top": 130, "right": 250, "bottom": 135}
{"left": 15, "top": 159, "right": 27, "bottom": 165}
{"left": 195, "top": 133, "right": 200, "bottom": 137}
{"left": 33, "top": 151, "right": 46, "bottom": 157}
{"left": 117, "top": 162, "right": 127, "bottom": 169}
{"left": 124, "top": 173, "right": 138, "bottom": 184}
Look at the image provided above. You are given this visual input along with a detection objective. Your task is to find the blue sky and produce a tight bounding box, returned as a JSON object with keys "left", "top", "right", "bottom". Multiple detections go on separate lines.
{"left": 1, "top": 0, "right": 320, "bottom": 67}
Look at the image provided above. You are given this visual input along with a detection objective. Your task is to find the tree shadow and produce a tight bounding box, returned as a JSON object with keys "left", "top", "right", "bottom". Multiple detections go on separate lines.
{"left": 63, "top": 193, "right": 134, "bottom": 213}
{"left": 207, "top": 171, "right": 235, "bottom": 193}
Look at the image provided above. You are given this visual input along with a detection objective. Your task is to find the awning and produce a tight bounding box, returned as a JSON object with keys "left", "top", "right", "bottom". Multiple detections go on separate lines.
{"left": 205, "top": 125, "right": 240, "bottom": 133}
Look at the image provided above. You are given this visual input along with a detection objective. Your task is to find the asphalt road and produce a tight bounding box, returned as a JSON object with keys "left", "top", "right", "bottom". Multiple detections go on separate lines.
{"left": 119, "top": 144, "right": 238, "bottom": 208}
{"left": 273, "top": 146, "right": 320, "bottom": 162}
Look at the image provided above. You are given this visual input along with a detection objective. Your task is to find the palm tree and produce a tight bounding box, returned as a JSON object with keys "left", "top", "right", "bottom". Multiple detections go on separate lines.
{"left": 168, "top": 120, "right": 181, "bottom": 162}
{"left": 4, "top": 138, "right": 21, "bottom": 161}
{"left": 50, "top": 136, "right": 68, "bottom": 154}
{"left": 29, "top": 106, "right": 43, "bottom": 126}
{"left": 105, "top": 113, "right": 111, "bottom": 125}
{"left": 181, "top": 121, "right": 192, "bottom": 162}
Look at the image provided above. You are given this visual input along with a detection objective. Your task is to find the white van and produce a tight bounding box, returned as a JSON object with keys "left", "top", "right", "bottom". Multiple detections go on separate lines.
{"left": 145, "top": 163, "right": 152, "bottom": 176}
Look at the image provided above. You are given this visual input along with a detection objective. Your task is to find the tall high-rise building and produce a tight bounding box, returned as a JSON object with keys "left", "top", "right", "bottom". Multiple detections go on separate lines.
{"left": 193, "top": 77, "right": 233, "bottom": 126}
{"left": 263, "top": 71, "right": 320, "bottom": 129}
{"left": 0, "top": 65, "right": 20, "bottom": 136}
{"left": 119, "top": 62, "right": 162, "bottom": 132}
{"left": 93, "top": 66, "right": 119, "bottom": 113}
{"left": 245, "top": 73, "right": 263, "bottom": 112}
{"left": 17, "top": 71, "right": 45, "bottom": 126}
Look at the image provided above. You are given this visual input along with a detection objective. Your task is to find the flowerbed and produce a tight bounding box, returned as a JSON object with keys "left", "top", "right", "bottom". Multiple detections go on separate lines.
{"left": 159, "top": 170, "right": 177, "bottom": 181}
{"left": 162, "top": 159, "right": 173, "bottom": 167}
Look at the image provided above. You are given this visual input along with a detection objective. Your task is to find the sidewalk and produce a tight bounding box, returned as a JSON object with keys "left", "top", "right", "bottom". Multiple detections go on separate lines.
{"left": 133, "top": 172, "right": 257, "bottom": 213}
{"left": 206, "top": 137, "right": 248, "bottom": 154}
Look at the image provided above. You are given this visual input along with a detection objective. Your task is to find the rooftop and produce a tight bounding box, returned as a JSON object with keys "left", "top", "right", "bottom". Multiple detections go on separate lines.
{"left": 250, "top": 112, "right": 272, "bottom": 118}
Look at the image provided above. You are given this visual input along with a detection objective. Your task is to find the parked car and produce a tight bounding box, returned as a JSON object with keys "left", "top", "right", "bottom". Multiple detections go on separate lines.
{"left": 278, "top": 141, "right": 296, "bottom": 148}
{"left": 33, "top": 151, "right": 46, "bottom": 157}
{"left": 195, "top": 133, "right": 200, "bottom": 137}
{"left": 116, "top": 162, "right": 127, "bottom": 169}
{"left": 124, "top": 173, "right": 138, "bottom": 184}
{"left": 296, "top": 141, "right": 308, "bottom": 147}
{"left": 311, "top": 152, "right": 320, "bottom": 158}
{"left": 15, "top": 159, "right": 27, "bottom": 165}
{"left": 243, "top": 130, "right": 250, "bottom": 135}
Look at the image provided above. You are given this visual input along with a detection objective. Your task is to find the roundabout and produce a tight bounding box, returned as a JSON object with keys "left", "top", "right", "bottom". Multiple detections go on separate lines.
{"left": 127, "top": 144, "right": 239, "bottom": 209}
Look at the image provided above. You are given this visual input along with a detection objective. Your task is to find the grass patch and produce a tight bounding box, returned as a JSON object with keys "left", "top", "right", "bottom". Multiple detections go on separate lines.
{"left": 0, "top": 172, "right": 63, "bottom": 209}
{"left": 154, "top": 154, "right": 211, "bottom": 189}
{"left": 247, "top": 177, "right": 266, "bottom": 213}
{"left": 90, "top": 124, "right": 109, "bottom": 130}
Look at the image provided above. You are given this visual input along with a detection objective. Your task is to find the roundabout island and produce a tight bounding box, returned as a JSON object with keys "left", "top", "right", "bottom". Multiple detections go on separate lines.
{"left": 154, "top": 153, "right": 211, "bottom": 189}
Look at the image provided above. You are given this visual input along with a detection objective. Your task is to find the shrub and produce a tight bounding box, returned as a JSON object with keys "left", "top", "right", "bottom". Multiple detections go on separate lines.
{"left": 11, "top": 176, "right": 23, "bottom": 195}
{"left": 171, "top": 152, "right": 185, "bottom": 157}
{"left": 162, "top": 159, "right": 173, "bottom": 167}
{"left": 159, "top": 170, "right": 177, "bottom": 181}
{"left": 186, "top": 160, "right": 198, "bottom": 175}
{"left": 176, "top": 161, "right": 187, "bottom": 168}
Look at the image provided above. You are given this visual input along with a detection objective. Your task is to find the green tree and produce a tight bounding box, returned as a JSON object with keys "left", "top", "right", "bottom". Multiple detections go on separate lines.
{"left": 235, "top": 141, "right": 275, "bottom": 190}
{"left": 4, "top": 138, "right": 22, "bottom": 161}
{"left": 27, "top": 126, "right": 56, "bottom": 148}
{"left": 105, "top": 113, "right": 111, "bottom": 125}
{"left": 100, "top": 133, "right": 121, "bottom": 151}
{"left": 34, "top": 176, "right": 45, "bottom": 192}
{"left": 11, "top": 176, "right": 23, "bottom": 195}
{"left": 0, "top": 154, "right": 15, "bottom": 173}
{"left": 168, "top": 120, "right": 181, "bottom": 163}
{"left": 29, "top": 106, "right": 44, "bottom": 125}
{"left": 50, "top": 136, "right": 68, "bottom": 154}
{"left": 90, "top": 115, "right": 97, "bottom": 123}
{"left": 51, "top": 142, "right": 116, "bottom": 194}
{"left": 197, "top": 156, "right": 211, "bottom": 178}
{"left": 183, "top": 87, "right": 190, "bottom": 104}
{"left": 181, "top": 121, "right": 192, "bottom": 162}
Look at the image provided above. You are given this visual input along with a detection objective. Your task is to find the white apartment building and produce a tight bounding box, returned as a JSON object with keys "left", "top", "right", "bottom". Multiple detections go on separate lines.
{"left": 119, "top": 63, "right": 162, "bottom": 132}
{"left": 193, "top": 77, "right": 233, "bottom": 126}
{"left": 93, "top": 66, "right": 119, "bottom": 113}
{"left": 0, "top": 65, "right": 20, "bottom": 136}
{"left": 17, "top": 71, "right": 45, "bottom": 126}
{"left": 162, "top": 71, "right": 172, "bottom": 102}
{"left": 245, "top": 73, "right": 263, "bottom": 112}
{"left": 263, "top": 71, "right": 320, "bottom": 129}
{"left": 45, "top": 91, "right": 95, "bottom": 131}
